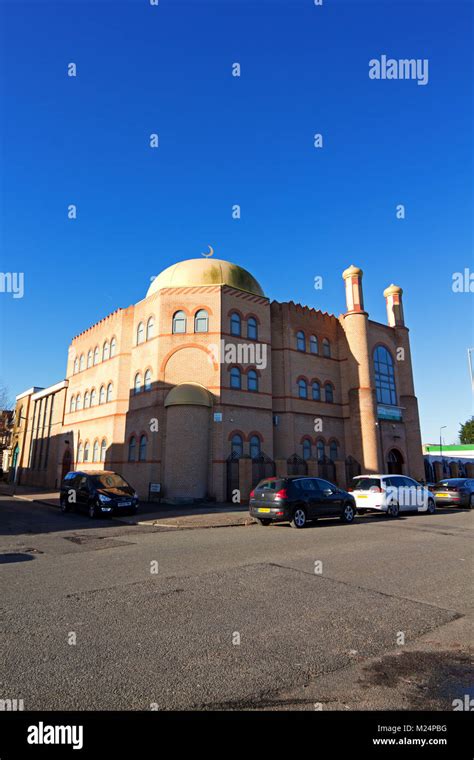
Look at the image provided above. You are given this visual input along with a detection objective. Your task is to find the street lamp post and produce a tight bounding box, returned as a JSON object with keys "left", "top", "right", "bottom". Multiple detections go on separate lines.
{"left": 439, "top": 425, "right": 447, "bottom": 477}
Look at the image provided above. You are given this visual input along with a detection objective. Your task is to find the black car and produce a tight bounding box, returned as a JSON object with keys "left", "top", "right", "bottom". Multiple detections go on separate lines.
{"left": 60, "top": 470, "right": 139, "bottom": 518}
{"left": 249, "top": 476, "right": 356, "bottom": 528}
{"left": 432, "top": 478, "right": 474, "bottom": 509}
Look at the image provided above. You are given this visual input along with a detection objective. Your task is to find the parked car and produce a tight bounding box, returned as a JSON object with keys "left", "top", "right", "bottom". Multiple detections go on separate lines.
{"left": 60, "top": 470, "right": 139, "bottom": 518}
{"left": 249, "top": 476, "right": 356, "bottom": 528}
{"left": 350, "top": 474, "right": 435, "bottom": 517}
{"left": 431, "top": 478, "right": 474, "bottom": 508}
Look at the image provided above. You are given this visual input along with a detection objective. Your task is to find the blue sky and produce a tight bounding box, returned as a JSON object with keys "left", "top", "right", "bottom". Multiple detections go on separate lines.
{"left": 0, "top": 0, "right": 472, "bottom": 444}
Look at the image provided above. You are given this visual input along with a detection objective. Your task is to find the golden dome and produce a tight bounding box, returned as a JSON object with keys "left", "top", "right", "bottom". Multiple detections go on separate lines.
{"left": 147, "top": 258, "right": 265, "bottom": 298}
{"left": 342, "top": 264, "right": 363, "bottom": 280}
{"left": 383, "top": 284, "right": 403, "bottom": 297}
{"left": 164, "top": 383, "right": 213, "bottom": 408}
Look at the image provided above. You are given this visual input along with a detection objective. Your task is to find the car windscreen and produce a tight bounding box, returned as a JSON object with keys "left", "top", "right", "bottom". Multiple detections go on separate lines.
{"left": 91, "top": 473, "right": 130, "bottom": 489}
{"left": 352, "top": 477, "right": 381, "bottom": 491}
{"left": 436, "top": 480, "right": 466, "bottom": 487}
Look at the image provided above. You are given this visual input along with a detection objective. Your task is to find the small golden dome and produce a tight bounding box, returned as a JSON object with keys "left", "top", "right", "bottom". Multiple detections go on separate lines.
{"left": 383, "top": 284, "right": 403, "bottom": 297}
{"left": 147, "top": 258, "right": 265, "bottom": 298}
{"left": 342, "top": 264, "right": 363, "bottom": 280}
{"left": 164, "top": 383, "right": 213, "bottom": 408}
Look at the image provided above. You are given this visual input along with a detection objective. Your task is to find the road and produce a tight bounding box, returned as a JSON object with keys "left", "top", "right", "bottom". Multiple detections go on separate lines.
{"left": 0, "top": 496, "right": 472, "bottom": 710}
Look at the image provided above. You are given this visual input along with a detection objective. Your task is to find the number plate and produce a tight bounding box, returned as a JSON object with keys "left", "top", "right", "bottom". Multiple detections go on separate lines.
{"left": 357, "top": 494, "right": 368, "bottom": 499}
{"left": 118, "top": 501, "right": 131, "bottom": 507}
{"left": 258, "top": 508, "right": 271, "bottom": 513}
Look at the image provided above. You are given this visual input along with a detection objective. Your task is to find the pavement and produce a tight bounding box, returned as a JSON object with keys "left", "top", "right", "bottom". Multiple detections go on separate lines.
{"left": 0, "top": 493, "right": 472, "bottom": 711}
{"left": 0, "top": 483, "right": 251, "bottom": 529}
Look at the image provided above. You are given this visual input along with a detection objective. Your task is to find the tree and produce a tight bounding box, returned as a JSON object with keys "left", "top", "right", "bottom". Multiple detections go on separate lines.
{"left": 0, "top": 383, "right": 12, "bottom": 411}
{"left": 459, "top": 417, "right": 474, "bottom": 445}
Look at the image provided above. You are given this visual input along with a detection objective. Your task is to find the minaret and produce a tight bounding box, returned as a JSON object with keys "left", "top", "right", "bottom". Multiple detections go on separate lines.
{"left": 341, "top": 265, "right": 380, "bottom": 474}
{"left": 383, "top": 283, "right": 424, "bottom": 480}
{"left": 383, "top": 284, "right": 404, "bottom": 327}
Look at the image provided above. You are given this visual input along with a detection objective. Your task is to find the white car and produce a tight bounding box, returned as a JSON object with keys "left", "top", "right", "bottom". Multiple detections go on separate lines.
{"left": 350, "top": 474, "right": 436, "bottom": 517}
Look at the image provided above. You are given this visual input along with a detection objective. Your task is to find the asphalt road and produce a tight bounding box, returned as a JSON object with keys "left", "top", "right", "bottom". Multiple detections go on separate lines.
{"left": 0, "top": 496, "right": 472, "bottom": 710}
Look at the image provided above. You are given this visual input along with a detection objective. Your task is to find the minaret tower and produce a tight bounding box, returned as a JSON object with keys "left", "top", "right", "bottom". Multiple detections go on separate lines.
{"left": 341, "top": 265, "right": 380, "bottom": 473}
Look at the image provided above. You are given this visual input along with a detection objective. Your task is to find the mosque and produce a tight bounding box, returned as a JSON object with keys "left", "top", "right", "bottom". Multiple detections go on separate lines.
{"left": 9, "top": 257, "right": 424, "bottom": 502}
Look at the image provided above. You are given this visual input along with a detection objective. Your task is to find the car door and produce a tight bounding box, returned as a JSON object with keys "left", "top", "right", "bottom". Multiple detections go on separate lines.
{"left": 298, "top": 479, "right": 320, "bottom": 518}
{"left": 405, "top": 477, "right": 426, "bottom": 511}
{"left": 314, "top": 478, "right": 343, "bottom": 516}
{"left": 399, "top": 476, "right": 419, "bottom": 510}
{"left": 76, "top": 475, "right": 91, "bottom": 513}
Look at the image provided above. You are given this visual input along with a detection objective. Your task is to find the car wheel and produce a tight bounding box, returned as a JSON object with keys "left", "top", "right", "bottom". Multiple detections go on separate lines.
{"left": 290, "top": 506, "right": 307, "bottom": 529}
{"left": 256, "top": 518, "right": 271, "bottom": 526}
{"left": 427, "top": 498, "right": 436, "bottom": 515}
{"left": 341, "top": 503, "right": 355, "bottom": 523}
{"left": 60, "top": 497, "right": 70, "bottom": 513}
{"left": 469, "top": 494, "right": 474, "bottom": 510}
{"left": 387, "top": 501, "right": 399, "bottom": 518}
{"left": 88, "top": 503, "right": 97, "bottom": 519}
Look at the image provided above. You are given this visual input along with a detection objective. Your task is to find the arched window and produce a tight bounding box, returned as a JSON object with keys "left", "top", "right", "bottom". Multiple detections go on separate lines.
{"left": 79, "top": 354, "right": 85, "bottom": 371}
{"left": 172, "top": 310, "right": 186, "bottom": 334}
{"left": 317, "top": 440, "right": 325, "bottom": 462}
{"left": 136, "top": 322, "right": 145, "bottom": 344}
{"left": 298, "top": 378, "right": 308, "bottom": 399}
{"left": 90, "top": 388, "right": 97, "bottom": 406}
{"left": 329, "top": 441, "right": 338, "bottom": 461}
{"left": 139, "top": 435, "right": 147, "bottom": 461}
{"left": 92, "top": 440, "right": 99, "bottom": 462}
{"left": 84, "top": 391, "right": 90, "bottom": 409}
{"left": 99, "top": 385, "right": 105, "bottom": 405}
{"left": 373, "top": 346, "right": 397, "bottom": 406}
{"left": 250, "top": 435, "right": 261, "bottom": 459}
{"left": 324, "top": 383, "right": 334, "bottom": 403}
{"left": 194, "top": 309, "right": 209, "bottom": 333}
{"left": 296, "top": 331, "right": 306, "bottom": 352}
{"left": 102, "top": 341, "right": 110, "bottom": 361}
{"left": 100, "top": 439, "right": 107, "bottom": 462}
{"left": 70, "top": 395, "right": 76, "bottom": 413}
{"left": 322, "top": 338, "right": 331, "bottom": 358}
{"left": 83, "top": 441, "right": 90, "bottom": 462}
{"left": 128, "top": 436, "right": 136, "bottom": 462}
{"left": 87, "top": 350, "right": 93, "bottom": 368}
{"left": 110, "top": 337, "right": 117, "bottom": 357}
{"left": 76, "top": 393, "right": 82, "bottom": 411}
{"left": 106, "top": 383, "right": 113, "bottom": 402}
{"left": 93, "top": 346, "right": 99, "bottom": 365}
{"left": 230, "top": 312, "right": 241, "bottom": 336}
{"left": 247, "top": 369, "right": 258, "bottom": 392}
{"left": 144, "top": 369, "right": 152, "bottom": 391}
{"left": 146, "top": 316, "right": 155, "bottom": 340}
{"left": 302, "top": 439, "right": 312, "bottom": 460}
{"left": 230, "top": 367, "right": 241, "bottom": 389}
{"left": 77, "top": 442, "right": 83, "bottom": 462}
{"left": 73, "top": 358, "right": 79, "bottom": 374}
{"left": 247, "top": 316, "right": 258, "bottom": 340}
{"left": 312, "top": 381, "right": 321, "bottom": 401}
{"left": 134, "top": 373, "right": 142, "bottom": 395}
{"left": 231, "top": 434, "right": 243, "bottom": 458}
{"left": 310, "top": 335, "right": 318, "bottom": 354}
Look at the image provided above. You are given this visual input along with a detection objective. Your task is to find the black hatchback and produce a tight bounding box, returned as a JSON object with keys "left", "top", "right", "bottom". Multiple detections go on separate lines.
{"left": 60, "top": 471, "right": 139, "bottom": 519}
{"left": 249, "top": 476, "right": 356, "bottom": 528}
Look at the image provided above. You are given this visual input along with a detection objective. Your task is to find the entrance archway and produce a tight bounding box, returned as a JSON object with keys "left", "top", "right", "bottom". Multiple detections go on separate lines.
{"left": 387, "top": 448, "right": 404, "bottom": 474}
